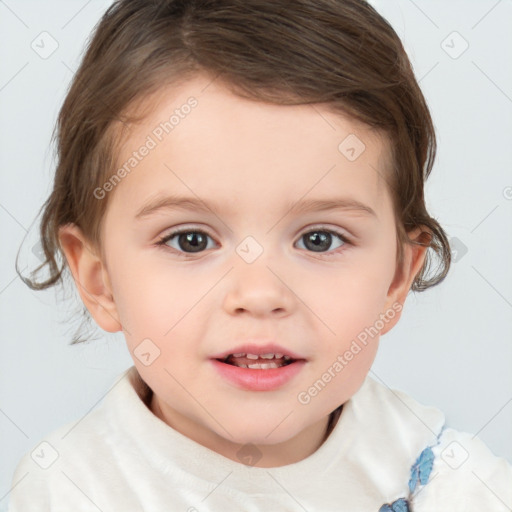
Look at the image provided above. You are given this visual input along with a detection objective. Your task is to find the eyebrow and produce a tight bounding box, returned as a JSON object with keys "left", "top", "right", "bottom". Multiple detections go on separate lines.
{"left": 135, "top": 194, "right": 377, "bottom": 219}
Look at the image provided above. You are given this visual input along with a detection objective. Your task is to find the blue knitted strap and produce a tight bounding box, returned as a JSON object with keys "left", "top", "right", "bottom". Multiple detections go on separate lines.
{"left": 378, "top": 426, "right": 446, "bottom": 512}
{"left": 379, "top": 497, "right": 409, "bottom": 512}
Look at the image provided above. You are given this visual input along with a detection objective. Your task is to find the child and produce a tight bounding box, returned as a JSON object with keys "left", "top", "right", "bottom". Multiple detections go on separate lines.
{"left": 9, "top": 0, "right": 512, "bottom": 510}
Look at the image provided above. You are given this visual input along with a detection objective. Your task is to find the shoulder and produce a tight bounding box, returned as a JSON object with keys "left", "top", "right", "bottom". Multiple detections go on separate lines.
{"left": 358, "top": 375, "right": 446, "bottom": 425}
{"left": 412, "top": 427, "right": 512, "bottom": 510}
{"left": 8, "top": 406, "right": 112, "bottom": 511}
{"left": 7, "top": 368, "right": 138, "bottom": 511}
{"left": 355, "top": 377, "right": 512, "bottom": 510}
{"left": 351, "top": 375, "right": 446, "bottom": 449}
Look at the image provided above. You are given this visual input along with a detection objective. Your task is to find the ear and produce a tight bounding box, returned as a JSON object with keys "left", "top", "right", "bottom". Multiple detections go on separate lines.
{"left": 58, "top": 223, "right": 122, "bottom": 333}
{"left": 379, "top": 227, "right": 430, "bottom": 336}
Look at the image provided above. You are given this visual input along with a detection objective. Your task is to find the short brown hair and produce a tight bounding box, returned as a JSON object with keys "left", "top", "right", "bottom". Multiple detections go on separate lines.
{"left": 18, "top": 0, "right": 451, "bottom": 336}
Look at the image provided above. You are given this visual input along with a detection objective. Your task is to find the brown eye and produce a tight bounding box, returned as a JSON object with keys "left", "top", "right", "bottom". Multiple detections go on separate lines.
{"left": 176, "top": 232, "right": 208, "bottom": 252}
{"left": 158, "top": 230, "right": 214, "bottom": 254}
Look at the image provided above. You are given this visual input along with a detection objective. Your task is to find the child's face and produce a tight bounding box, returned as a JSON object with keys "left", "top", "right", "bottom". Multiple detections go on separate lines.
{"left": 67, "top": 73, "right": 425, "bottom": 463}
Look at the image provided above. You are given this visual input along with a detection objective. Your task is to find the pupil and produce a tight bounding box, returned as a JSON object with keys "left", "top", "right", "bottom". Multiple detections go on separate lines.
{"left": 306, "top": 231, "right": 330, "bottom": 252}
{"left": 180, "top": 232, "right": 206, "bottom": 252}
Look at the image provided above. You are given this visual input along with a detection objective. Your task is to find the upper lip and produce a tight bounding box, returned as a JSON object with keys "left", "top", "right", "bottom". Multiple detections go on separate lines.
{"left": 211, "top": 343, "right": 306, "bottom": 361}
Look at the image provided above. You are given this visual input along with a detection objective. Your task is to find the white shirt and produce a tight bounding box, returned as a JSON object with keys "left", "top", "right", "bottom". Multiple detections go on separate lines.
{"left": 7, "top": 366, "right": 512, "bottom": 511}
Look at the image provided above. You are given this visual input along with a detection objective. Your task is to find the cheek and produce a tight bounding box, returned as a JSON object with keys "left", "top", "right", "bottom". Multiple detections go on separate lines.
{"left": 109, "top": 252, "right": 213, "bottom": 359}
{"left": 107, "top": 250, "right": 176, "bottom": 335}
{"left": 314, "top": 249, "right": 396, "bottom": 337}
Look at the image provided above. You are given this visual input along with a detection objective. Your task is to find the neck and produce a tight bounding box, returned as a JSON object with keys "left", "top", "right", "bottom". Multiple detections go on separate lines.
{"left": 149, "top": 392, "right": 340, "bottom": 468}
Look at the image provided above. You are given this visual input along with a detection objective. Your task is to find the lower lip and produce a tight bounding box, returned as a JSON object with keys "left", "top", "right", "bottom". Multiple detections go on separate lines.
{"left": 210, "top": 359, "right": 306, "bottom": 391}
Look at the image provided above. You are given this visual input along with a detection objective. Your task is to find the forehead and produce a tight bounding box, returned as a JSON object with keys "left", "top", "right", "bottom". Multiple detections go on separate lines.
{"left": 108, "top": 74, "right": 392, "bottom": 219}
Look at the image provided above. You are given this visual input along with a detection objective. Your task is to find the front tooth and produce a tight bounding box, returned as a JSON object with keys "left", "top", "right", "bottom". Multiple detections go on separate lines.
{"left": 260, "top": 353, "right": 275, "bottom": 359}
{"left": 247, "top": 362, "right": 279, "bottom": 369}
{"left": 246, "top": 353, "right": 259, "bottom": 360}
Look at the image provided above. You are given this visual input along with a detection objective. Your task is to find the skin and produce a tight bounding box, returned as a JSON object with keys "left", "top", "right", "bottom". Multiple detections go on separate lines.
{"left": 59, "top": 73, "right": 428, "bottom": 468}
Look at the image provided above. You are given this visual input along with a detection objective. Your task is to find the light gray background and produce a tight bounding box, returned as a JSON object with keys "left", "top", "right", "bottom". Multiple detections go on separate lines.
{"left": 1, "top": 0, "right": 511, "bottom": 507}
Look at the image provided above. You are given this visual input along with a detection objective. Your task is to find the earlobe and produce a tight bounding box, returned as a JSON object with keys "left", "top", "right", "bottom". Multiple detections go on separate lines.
{"left": 58, "top": 223, "right": 122, "bottom": 333}
{"left": 380, "top": 227, "right": 429, "bottom": 335}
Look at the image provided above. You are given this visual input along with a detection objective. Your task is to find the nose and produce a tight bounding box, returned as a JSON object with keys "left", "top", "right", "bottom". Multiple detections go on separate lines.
{"left": 222, "top": 257, "right": 295, "bottom": 318}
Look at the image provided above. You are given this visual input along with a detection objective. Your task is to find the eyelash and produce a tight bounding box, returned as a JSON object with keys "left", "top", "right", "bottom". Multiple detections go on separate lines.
{"left": 155, "top": 226, "right": 353, "bottom": 259}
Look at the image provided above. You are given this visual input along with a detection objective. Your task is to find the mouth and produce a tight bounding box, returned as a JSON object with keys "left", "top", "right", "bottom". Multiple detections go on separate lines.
{"left": 216, "top": 353, "right": 297, "bottom": 369}
{"left": 211, "top": 351, "right": 307, "bottom": 391}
